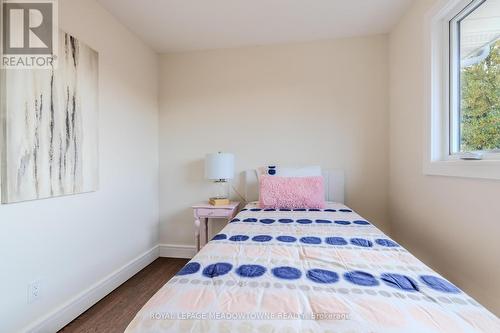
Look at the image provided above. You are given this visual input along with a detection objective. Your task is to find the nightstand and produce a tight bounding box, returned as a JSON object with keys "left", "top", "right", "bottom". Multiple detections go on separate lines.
{"left": 192, "top": 202, "right": 239, "bottom": 251}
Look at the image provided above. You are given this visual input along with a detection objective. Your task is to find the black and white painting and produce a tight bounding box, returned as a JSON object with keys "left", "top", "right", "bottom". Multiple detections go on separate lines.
{"left": 1, "top": 31, "right": 98, "bottom": 203}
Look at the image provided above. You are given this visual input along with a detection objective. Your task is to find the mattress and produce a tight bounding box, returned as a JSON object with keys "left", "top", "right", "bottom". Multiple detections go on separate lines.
{"left": 126, "top": 202, "right": 499, "bottom": 332}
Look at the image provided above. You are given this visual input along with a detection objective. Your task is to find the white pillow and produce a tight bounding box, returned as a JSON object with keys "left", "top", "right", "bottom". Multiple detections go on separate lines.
{"left": 257, "top": 165, "right": 322, "bottom": 177}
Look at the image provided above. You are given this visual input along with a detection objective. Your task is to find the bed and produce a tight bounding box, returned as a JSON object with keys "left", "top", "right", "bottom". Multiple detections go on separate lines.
{"left": 126, "top": 170, "right": 499, "bottom": 333}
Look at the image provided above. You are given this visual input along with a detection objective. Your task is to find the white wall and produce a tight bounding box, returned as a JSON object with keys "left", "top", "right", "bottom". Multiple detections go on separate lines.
{"left": 0, "top": 0, "right": 160, "bottom": 332}
{"left": 159, "top": 35, "right": 390, "bottom": 246}
{"left": 389, "top": 0, "right": 500, "bottom": 315}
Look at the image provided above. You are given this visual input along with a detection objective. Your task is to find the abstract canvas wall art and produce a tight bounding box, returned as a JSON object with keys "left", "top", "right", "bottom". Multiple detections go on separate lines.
{"left": 0, "top": 31, "right": 98, "bottom": 203}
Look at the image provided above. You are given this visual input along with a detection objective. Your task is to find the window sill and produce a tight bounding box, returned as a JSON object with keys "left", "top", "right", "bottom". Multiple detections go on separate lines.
{"left": 423, "top": 159, "right": 500, "bottom": 180}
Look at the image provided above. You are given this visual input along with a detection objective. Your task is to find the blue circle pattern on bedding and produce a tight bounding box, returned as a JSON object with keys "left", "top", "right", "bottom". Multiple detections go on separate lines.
{"left": 176, "top": 262, "right": 201, "bottom": 276}
{"left": 229, "top": 235, "right": 250, "bottom": 241}
{"left": 344, "top": 271, "right": 379, "bottom": 286}
{"left": 325, "top": 236, "right": 348, "bottom": 245}
{"left": 306, "top": 269, "right": 339, "bottom": 284}
{"left": 419, "top": 275, "right": 461, "bottom": 293}
{"left": 236, "top": 264, "right": 266, "bottom": 278}
{"left": 276, "top": 235, "right": 297, "bottom": 243}
{"left": 272, "top": 266, "right": 302, "bottom": 280}
{"left": 232, "top": 217, "right": 370, "bottom": 226}
{"left": 202, "top": 263, "right": 232, "bottom": 278}
{"left": 375, "top": 239, "right": 399, "bottom": 247}
{"left": 239, "top": 208, "right": 354, "bottom": 213}
{"left": 252, "top": 235, "right": 273, "bottom": 242}
{"left": 211, "top": 234, "right": 399, "bottom": 248}
{"left": 180, "top": 262, "right": 462, "bottom": 294}
{"left": 300, "top": 236, "right": 322, "bottom": 244}
{"left": 380, "top": 273, "right": 419, "bottom": 292}
{"left": 211, "top": 234, "right": 227, "bottom": 241}
{"left": 350, "top": 238, "right": 373, "bottom": 247}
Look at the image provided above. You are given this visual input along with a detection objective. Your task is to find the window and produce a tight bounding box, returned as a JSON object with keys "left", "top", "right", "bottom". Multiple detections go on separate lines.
{"left": 449, "top": 0, "right": 500, "bottom": 155}
{"left": 425, "top": 0, "right": 500, "bottom": 179}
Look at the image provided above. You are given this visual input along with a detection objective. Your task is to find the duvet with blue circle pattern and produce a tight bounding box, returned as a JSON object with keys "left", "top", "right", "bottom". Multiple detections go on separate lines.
{"left": 126, "top": 202, "right": 499, "bottom": 332}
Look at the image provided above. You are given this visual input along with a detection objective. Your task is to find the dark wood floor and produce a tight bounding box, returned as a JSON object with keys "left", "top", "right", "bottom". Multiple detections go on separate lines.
{"left": 59, "top": 257, "right": 189, "bottom": 333}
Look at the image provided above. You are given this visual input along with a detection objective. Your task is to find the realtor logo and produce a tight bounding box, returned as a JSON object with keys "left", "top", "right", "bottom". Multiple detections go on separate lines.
{"left": 1, "top": 0, "right": 58, "bottom": 68}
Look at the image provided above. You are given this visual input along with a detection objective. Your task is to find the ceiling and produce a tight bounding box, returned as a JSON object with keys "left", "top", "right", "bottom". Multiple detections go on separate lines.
{"left": 97, "top": 0, "right": 414, "bottom": 53}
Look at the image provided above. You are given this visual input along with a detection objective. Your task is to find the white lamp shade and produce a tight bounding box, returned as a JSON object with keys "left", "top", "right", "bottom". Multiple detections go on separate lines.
{"left": 205, "top": 152, "right": 235, "bottom": 180}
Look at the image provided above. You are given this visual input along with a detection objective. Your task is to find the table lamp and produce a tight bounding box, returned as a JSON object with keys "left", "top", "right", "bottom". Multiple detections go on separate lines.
{"left": 205, "top": 152, "right": 234, "bottom": 205}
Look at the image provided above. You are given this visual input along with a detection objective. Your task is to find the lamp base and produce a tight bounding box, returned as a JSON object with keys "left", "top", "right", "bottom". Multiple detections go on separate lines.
{"left": 209, "top": 197, "right": 230, "bottom": 206}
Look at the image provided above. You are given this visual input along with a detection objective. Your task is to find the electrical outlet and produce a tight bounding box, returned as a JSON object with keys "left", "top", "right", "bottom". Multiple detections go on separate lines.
{"left": 28, "top": 279, "right": 42, "bottom": 304}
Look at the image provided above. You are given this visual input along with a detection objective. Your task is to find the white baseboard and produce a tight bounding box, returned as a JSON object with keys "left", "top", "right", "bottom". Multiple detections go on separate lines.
{"left": 24, "top": 245, "right": 160, "bottom": 333}
{"left": 159, "top": 243, "right": 196, "bottom": 259}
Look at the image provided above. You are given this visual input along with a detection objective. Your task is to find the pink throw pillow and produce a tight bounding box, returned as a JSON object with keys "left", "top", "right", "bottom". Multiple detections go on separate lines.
{"left": 259, "top": 175, "right": 325, "bottom": 209}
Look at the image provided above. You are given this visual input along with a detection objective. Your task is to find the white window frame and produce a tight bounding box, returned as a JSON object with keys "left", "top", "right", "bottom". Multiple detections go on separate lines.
{"left": 424, "top": 0, "right": 500, "bottom": 180}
